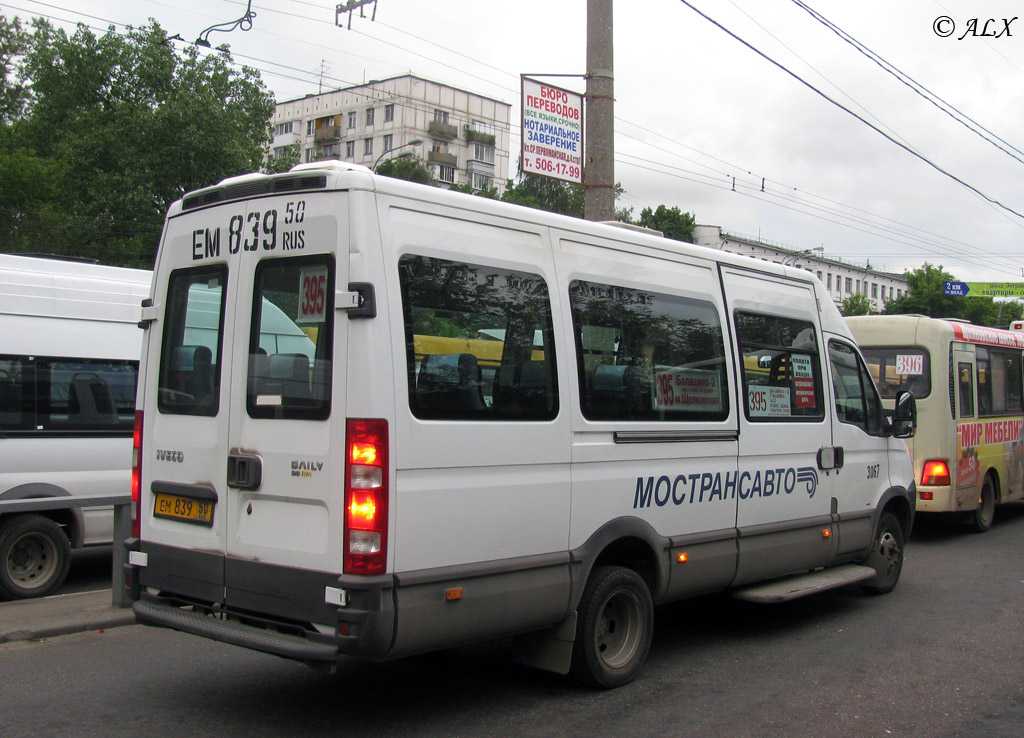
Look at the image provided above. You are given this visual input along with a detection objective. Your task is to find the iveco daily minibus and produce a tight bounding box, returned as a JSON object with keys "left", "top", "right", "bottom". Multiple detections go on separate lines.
{"left": 125, "top": 162, "right": 917, "bottom": 688}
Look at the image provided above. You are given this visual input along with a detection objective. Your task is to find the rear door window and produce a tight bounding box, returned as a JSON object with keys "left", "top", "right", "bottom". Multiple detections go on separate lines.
{"left": 158, "top": 266, "right": 226, "bottom": 416}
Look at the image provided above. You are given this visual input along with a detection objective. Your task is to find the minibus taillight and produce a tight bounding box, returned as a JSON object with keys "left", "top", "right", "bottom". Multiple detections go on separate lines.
{"left": 344, "top": 418, "right": 388, "bottom": 575}
{"left": 921, "top": 459, "right": 951, "bottom": 487}
{"left": 131, "top": 411, "right": 143, "bottom": 538}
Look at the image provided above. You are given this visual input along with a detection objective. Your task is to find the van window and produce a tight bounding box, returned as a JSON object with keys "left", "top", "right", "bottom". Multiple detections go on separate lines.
{"left": 0, "top": 356, "right": 137, "bottom": 433}
{"left": 399, "top": 254, "right": 557, "bottom": 421}
{"left": 829, "top": 340, "right": 883, "bottom": 434}
{"left": 569, "top": 281, "right": 728, "bottom": 422}
{"left": 247, "top": 256, "right": 333, "bottom": 420}
{"left": 158, "top": 266, "right": 226, "bottom": 416}
{"left": 958, "top": 361, "right": 975, "bottom": 418}
{"left": 976, "top": 346, "right": 1023, "bottom": 417}
{"left": 735, "top": 312, "right": 823, "bottom": 421}
{"left": 859, "top": 346, "right": 931, "bottom": 399}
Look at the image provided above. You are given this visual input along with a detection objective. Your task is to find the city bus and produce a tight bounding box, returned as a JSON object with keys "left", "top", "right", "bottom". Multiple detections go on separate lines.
{"left": 847, "top": 315, "right": 1024, "bottom": 532}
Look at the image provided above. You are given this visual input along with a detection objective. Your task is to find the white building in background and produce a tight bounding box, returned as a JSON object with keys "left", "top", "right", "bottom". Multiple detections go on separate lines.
{"left": 693, "top": 225, "right": 908, "bottom": 312}
{"left": 270, "top": 74, "right": 511, "bottom": 194}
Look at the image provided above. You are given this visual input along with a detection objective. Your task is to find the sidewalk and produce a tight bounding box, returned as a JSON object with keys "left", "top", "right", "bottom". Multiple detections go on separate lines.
{"left": 0, "top": 589, "right": 136, "bottom": 644}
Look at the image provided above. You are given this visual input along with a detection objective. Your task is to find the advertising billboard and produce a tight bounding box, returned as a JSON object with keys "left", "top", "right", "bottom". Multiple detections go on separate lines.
{"left": 521, "top": 76, "right": 584, "bottom": 184}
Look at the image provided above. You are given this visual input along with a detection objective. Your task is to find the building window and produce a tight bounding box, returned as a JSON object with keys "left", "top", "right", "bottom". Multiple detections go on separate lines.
{"left": 345, "top": 140, "right": 355, "bottom": 159}
{"left": 470, "top": 119, "right": 494, "bottom": 136}
{"left": 871, "top": 284, "right": 878, "bottom": 298}
{"left": 273, "top": 146, "right": 289, "bottom": 158}
{"left": 827, "top": 273, "right": 832, "bottom": 290}
{"left": 473, "top": 144, "right": 495, "bottom": 164}
{"left": 437, "top": 165, "right": 455, "bottom": 183}
{"left": 305, "top": 148, "right": 315, "bottom": 163}
{"left": 274, "top": 122, "right": 294, "bottom": 136}
{"left": 383, "top": 134, "right": 393, "bottom": 152}
{"left": 363, "top": 138, "right": 373, "bottom": 156}
{"left": 320, "top": 144, "right": 337, "bottom": 157}
{"left": 306, "top": 120, "right": 315, "bottom": 136}
{"left": 434, "top": 109, "right": 450, "bottom": 124}
{"left": 432, "top": 141, "right": 449, "bottom": 154}
{"left": 472, "top": 173, "right": 491, "bottom": 190}
{"left": 366, "top": 108, "right": 375, "bottom": 126}
{"left": 845, "top": 277, "right": 852, "bottom": 293}
{"left": 347, "top": 111, "right": 356, "bottom": 129}
{"left": 384, "top": 104, "right": 395, "bottom": 122}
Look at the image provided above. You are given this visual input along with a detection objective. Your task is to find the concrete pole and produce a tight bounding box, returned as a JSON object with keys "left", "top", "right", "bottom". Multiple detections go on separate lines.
{"left": 584, "top": 0, "right": 614, "bottom": 221}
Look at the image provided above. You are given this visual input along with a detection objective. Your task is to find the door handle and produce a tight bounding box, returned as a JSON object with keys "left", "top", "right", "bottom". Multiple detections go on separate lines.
{"left": 817, "top": 446, "right": 844, "bottom": 470}
{"left": 227, "top": 449, "right": 263, "bottom": 490}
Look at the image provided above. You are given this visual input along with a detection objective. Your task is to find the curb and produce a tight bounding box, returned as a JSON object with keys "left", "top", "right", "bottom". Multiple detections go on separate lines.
{"left": 0, "top": 590, "right": 137, "bottom": 645}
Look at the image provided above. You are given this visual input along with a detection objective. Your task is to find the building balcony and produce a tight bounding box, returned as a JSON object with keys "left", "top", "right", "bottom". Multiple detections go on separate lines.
{"left": 314, "top": 126, "right": 341, "bottom": 143}
{"left": 428, "top": 120, "right": 458, "bottom": 141}
{"left": 428, "top": 150, "right": 458, "bottom": 167}
{"left": 465, "top": 128, "right": 496, "bottom": 146}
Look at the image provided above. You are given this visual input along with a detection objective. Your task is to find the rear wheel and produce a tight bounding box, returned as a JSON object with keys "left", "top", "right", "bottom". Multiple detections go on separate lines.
{"left": 571, "top": 565, "right": 653, "bottom": 689}
{"left": 968, "top": 476, "right": 996, "bottom": 533}
{"left": 0, "top": 515, "right": 71, "bottom": 600}
{"left": 860, "top": 512, "right": 904, "bottom": 596}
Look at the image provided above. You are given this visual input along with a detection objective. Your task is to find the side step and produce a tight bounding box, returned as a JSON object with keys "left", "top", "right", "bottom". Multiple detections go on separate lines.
{"left": 732, "top": 564, "right": 876, "bottom": 604}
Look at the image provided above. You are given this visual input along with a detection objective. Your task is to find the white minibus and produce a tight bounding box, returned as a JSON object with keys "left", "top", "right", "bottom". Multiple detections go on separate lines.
{"left": 0, "top": 253, "right": 149, "bottom": 598}
{"left": 848, "top": 314, "right": 1024, "bottom": 532}
{"left": 126, "top": 162, "right": 917, "bottom": 687}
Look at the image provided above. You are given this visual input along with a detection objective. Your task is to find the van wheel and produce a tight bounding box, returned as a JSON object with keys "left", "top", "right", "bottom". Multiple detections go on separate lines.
{"left": 860, "top": 512, "right": 904, "bottom": 596}
{"left": 968, "top": 477, "right": 996, "bottom": 533}
{"left": 0, "top": 515, "right": 71, "bottom": 600}
{"left": 571, "top": 566, "right": 653, "bottom": 689}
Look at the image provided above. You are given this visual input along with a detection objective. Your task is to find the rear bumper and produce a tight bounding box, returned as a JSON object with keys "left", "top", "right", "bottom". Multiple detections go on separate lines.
{"left": 125, "top": 539, "right": 395, "bottom": 663}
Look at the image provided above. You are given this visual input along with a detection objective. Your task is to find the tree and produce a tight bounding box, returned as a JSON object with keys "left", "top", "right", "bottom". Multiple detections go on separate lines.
{"left": 883, "top": 263, "right": 1016, "bottom": 327}
{"left": 0, "top": 20, "right": 276, "bottom": 268}
{"left": 840, "top": 293, "right": 872, "bottom": 316}
{"left": 376, "top": 154, "right": 435, "bottom": 185}
{"left": 264, "top": 142, "right": 300, "bottom": 174}
{"left": 635, "top": 204, "right": 695, "bottom": 243}
{"left": 501, "top": 171, "right": 584, "bottom": 217}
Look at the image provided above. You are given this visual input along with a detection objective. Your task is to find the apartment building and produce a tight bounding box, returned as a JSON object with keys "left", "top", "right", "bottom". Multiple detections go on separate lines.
{"left": 693, "top": 225, "right": 908, "bottom": 312}
{"left": 270, "top": 74, "right": 511, "bottom": 194}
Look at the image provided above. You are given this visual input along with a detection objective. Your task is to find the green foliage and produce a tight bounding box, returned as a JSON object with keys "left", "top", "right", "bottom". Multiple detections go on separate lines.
{"left": 376, "top": 154, "right": 435, "bottom": 185}
{"left": 0, "top": 19, "right": 275, "bottom": 268}
{"left": 635, "top": 204, "right": 695, "bottom": 242}
{"left": 263, "top": 141, "right": 301, "bottom": 174}
{"left": 0, "top": 15, "right": 29, "bottom": 123}
{"left": 840, "top": 293, "right": 873, "bottom": 316}
{"left": 883, "top": 263, "right": 1022, "bottom": 328}
{"left": 500, "top": 171, "right": 584, "bottom": 217}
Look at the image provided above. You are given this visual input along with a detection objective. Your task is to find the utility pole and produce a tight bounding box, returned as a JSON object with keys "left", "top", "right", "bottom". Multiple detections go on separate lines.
{"left": 584, "top": 0, "right": 614, "bottom": 221}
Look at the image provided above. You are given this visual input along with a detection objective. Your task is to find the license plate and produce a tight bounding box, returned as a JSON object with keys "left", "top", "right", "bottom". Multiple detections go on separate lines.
{"left": 153, "top": 493, "right": 214, "bottom": 526}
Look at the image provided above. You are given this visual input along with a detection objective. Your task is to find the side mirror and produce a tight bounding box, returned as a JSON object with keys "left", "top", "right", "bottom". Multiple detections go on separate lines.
{"left": 891, "top": 390, "right": 917, "bottom": 438}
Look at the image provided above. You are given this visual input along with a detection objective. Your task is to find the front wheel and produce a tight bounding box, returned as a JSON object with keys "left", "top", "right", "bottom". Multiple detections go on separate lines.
{"left": 571, "top": 565, "right": 653, "bottom": 689}
{"left": 0, "top": 515, "right": 72, "bottom": 600}
{"left": 860, "top": 512, "right": 904, "bottom": 596}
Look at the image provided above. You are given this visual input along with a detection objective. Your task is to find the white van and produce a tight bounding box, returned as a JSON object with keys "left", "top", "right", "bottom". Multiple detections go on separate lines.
{"left": 126, "top": 163, "right": 917, "bottom": 687}
{"left": 0, "top": 254, "right": 149, "bottom": 599}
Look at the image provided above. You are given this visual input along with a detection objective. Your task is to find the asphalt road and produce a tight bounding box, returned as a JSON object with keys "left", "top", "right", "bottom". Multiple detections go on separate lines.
{"left": 4, "top": 508, "right": 1024, "bottom": 738}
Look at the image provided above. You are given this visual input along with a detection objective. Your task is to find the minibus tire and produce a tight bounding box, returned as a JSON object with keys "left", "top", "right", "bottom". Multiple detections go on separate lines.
{"left": 0, "top": 514, "right": 72, "bottom": 600}
{"left": 860, "top": 512, "right": 904, "bottom": 596}
{"left": 968, "top": 477, "right": 996, "bottom": 533}
{"left": 571, "top": 565, "right": 653, "bottom": 689}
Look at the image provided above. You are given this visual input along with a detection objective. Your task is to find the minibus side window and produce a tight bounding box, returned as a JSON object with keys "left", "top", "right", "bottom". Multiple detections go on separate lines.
{"left": 829, "top": 340, "right": 883, "bottom": 435}
{"left": 247, "top": 255, "right": 333, "bottom": 420}
{"left": 735, "top": 312, "right": 824, "bottom": 422}
{"left": 976, "top": 346, "right": 1022, "bottom": 417}
{"left": 158, "top": 266, "right": 226, "bottom": 416}
{"left": 569, "top": 280, "right": 728, "bottom": 422}
{"left": 399, "top": 254, "right": 557, "bottom": 421}
{"left": 0, "top": 356, "right": 29, "bottom": 429}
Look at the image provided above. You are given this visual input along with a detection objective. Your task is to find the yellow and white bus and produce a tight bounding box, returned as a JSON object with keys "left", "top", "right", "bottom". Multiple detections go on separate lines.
{"left": 847, "top": 315, "right": 1024, "bottom": 532}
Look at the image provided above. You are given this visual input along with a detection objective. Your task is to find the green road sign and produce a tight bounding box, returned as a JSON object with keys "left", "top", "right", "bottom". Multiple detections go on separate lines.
{"left": 964, "top": 282, "right": 1024, "bottom": 298}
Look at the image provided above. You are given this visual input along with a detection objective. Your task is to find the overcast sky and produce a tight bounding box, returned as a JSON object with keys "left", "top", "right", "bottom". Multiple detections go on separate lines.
{"left": 15, "top": 0, "right": 1024, "bottom": 282}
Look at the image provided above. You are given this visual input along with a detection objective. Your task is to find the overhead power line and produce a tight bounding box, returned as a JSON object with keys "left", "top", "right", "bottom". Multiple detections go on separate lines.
{"left": 677, "top": 0, "right": 1024, "bottom": 223}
